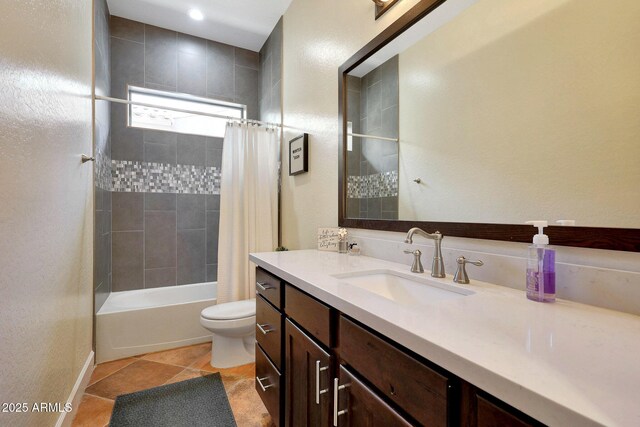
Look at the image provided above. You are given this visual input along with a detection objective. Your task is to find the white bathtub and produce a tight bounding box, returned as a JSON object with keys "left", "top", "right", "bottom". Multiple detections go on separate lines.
{"left": 96, "top": 282, "right": 216, "bottom": 363}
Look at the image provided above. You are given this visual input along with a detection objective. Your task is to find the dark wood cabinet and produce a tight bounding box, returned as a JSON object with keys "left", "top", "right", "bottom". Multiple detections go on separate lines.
{"left": 255, "top": 267, "right": 544, "bottom": 427}
{"left": 335, "top": 365, "right": 413, "bottom": 427}
{"left": 459, "top": 381, "right": 542, "bottom": 427}
{"left": 284, "top": 319, "right": 332, "bottom": 427}
{"left": 339, "top": 315, "right": 451, "bottom": 427}
{"left": 256, "top": 343, "right": 282, "bottom": 427}
{"left": 256, "top": 294, "right": 283, "bottom": 370}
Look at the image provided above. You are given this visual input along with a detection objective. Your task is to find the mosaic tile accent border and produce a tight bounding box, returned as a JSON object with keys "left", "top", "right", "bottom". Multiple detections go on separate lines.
{"left": 111, "top": 160, "right": 221, "bottom": 194}
{"left": 347, "top": 171, "right": 398, "bottom": 198}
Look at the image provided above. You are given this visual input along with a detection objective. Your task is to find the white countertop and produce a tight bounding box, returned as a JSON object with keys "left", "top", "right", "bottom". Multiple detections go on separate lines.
{"left": 250, "top": 250, "right": 640, "bottom": 427}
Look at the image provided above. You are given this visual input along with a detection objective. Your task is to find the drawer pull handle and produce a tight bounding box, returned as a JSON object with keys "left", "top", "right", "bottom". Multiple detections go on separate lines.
{"left": 257, "top": 323, "right": 273, "bottom": 335}
{"left": 256, "top": 376, "right": 274, "bottom": 392}
{"left": 315, "top": 360, "right": 329, "bottom": 404}
{"left": 333, "top": 377, "right": 349, "bottom": 426}
{"left": 256, "top": 281, "right": 274, "bottom": 292}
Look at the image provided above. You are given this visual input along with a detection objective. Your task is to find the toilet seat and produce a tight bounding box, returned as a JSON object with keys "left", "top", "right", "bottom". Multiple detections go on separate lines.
{"left": 201, "top": 298, "right": 256, "bottom": 320}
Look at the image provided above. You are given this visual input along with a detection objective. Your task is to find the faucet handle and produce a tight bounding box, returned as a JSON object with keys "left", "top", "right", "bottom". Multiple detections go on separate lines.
{"left": 403, "top": 249, "right": 424, "bottom": 273}
{"left": 454, "top": 256, "right": 483, "bottom": 284}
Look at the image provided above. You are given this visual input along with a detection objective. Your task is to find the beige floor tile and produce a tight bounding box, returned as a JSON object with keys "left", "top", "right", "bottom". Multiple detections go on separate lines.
{"left": 86, "top": 360, "right": 183, "bottom": 400}
{"left": 89, "top": 357, "right": 137, "bottom": 386}
{"left": 163, "top": 368, "right": 211, "bottom": 385}
{"left": 141, "top": 342, "right": 210, "bottom": 368}
{"left": 71, "top": 394, "right": 114, "bottom": 427}
{"left": 225, "top": 376, "right": 273, "bottom": 427}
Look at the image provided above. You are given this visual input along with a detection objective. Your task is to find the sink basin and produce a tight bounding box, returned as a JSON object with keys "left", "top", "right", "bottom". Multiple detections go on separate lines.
{"left": 332, "top": 269, "right": 474, "bottom": 306}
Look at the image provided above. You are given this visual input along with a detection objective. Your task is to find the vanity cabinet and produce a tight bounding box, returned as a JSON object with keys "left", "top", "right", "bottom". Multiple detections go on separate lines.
{"left": 255, "top": 267, "right": 544, "bottom": 427}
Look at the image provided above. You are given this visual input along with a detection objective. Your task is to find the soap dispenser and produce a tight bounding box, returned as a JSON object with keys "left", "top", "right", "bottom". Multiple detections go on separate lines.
{"left": 525, "top": 221, "right": 556, "bottom": 302}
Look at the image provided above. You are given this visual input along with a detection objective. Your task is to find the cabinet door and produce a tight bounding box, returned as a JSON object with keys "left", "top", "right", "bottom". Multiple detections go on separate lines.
{"left": 334, "top": 365, "right": 413, "bottom": 427}
{"left": 285, "top": 319, "right": 332, "bottom": 427}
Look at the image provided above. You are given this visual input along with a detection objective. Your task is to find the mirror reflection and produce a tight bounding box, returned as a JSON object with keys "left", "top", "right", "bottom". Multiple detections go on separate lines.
{"left": 345, "top": 0, "right": 640, "bottom": 228}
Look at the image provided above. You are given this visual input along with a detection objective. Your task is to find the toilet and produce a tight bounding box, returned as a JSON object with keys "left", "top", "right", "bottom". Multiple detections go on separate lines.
{"left": 200, "top": 298, "right": 256, "bottom": 368}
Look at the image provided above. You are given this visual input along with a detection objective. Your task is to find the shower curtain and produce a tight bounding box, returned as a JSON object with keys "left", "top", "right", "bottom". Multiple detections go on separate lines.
{"left": 217, "top": 122, "right": 279, "bottom": 304}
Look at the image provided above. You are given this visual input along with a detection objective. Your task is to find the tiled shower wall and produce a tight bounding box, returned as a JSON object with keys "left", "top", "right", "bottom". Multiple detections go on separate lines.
{"left": 346, "top": 56, "right": 399, "bottom": 220}
{"left": 94, "top": 0, "right": 111, "bottom": 311}
{"left": 109, "top": 16, "right": 259, "bottom": 291}
{"left": 259, "top": 17, "right": 283, "bottom": 124}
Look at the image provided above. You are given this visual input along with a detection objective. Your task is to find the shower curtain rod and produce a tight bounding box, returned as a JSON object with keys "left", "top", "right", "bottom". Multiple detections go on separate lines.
{"left": 94, "top": 95, "right": 282, "bottom": 128}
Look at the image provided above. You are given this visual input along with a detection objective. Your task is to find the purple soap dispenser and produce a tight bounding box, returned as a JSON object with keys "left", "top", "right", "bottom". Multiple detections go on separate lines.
{"left": 525, "top": 221, "right": 556, "bottom": 303}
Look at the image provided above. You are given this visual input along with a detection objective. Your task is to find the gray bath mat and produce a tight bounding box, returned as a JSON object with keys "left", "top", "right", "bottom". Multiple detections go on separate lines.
{"left": 109, "top": 373, "right": 237, "bottom": 427}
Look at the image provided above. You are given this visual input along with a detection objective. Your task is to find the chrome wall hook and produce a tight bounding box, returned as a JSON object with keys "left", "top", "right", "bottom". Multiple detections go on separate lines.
{"left": 81, "top": 154, "right": 95, "bottom": 163}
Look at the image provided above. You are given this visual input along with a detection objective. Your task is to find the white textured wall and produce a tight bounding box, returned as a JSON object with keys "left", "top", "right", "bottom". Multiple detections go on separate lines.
{"left": 0, "top": 0, "right": 94, "bottom": 425}
{"left": 281, "top": 0, "right": 640, "bottom": 312}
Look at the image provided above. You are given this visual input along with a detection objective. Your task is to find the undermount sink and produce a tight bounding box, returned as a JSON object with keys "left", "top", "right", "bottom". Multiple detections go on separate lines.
{"left": 332, "top": 269, "right": 474, "bottom": 305}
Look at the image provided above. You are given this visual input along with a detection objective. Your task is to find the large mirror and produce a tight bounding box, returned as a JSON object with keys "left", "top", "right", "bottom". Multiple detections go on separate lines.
{"left": 339, "top": 0, "right": 640, "bottom": 251}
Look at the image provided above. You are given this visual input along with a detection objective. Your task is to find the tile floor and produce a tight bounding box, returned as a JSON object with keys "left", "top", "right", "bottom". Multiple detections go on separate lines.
{"left": 72, "top": 342, "right": 273, "bottom": 427}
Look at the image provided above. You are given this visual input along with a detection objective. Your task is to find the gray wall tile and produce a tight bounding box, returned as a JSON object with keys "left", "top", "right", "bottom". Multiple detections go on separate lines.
{"left": 206, "top": 195, "right": 220, "bottom": 211}
{"left": 177, "top": 134, "right": 206, "bottom": 166}
{"left": 178, "top": 51, "right": 206, "bottom": 96}
{"left": 112, "top": 231, "right": 144, "bottom": 291}
{"left": 177, "top": 33, "right": 206, "bottom": 56}
{"left": 235, "top": 66, "right": 259, "bottom": 119}
{"left": 145, "top": 267, "right": 176, "bottom": 288}
{"left": 143, "top": 130, "right": 177, "bottom": 165}
{"left": 111, "top": 101, "right": 143, "bottom": 162}
{"left": 177, "top": 229, "right": 206, "bottom": 285}
{"left": 145, "top": 193, "right": 176, "bottom": 211}
{"left": 259, "top": 17, "right": 282, "bottom": 124}
{"left": 235, "top": 47, "right": 259, "bottom": 70}
{"left": 144, "top": 25, "right": 177, "bottom": 88}
{"left": 206, "top": 138, "right": 223, "bottom": 168}
{"left": 145, "top": 211, "right": 177, "bottom": 269}
{"left": 206, "top": 41, "right": 234, "bottom": 98}
{"left": 112, "top": 192, "right": 143, "bottom": 231}
{"left": 110, "top": 16, "right": 144, "bottom": 43}
{"left": 206, "top": 211, "right": 220, "bottom": 265}
{"left": 206, "top": 264, "right": 218, "bottom": 282}
{"left": 177, "top": 195, "right": 205, "bottom": 230}
{"left": 111, "top": 37, "right": 144, "bottom": 99}
{"left": 145, "top": 82, "right": 175, "bottom": 92}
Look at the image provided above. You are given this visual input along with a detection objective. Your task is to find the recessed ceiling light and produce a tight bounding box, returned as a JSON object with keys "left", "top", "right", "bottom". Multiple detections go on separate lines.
{"left": 189, "top": 9, "right": 204, "bottom": 21}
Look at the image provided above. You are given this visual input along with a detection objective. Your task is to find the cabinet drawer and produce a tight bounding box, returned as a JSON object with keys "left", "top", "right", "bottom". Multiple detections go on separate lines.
{"left": 285, "top": 284, "right": 331, "bottom": 348}
{"left": 256, "top": 343, "right": 282, "bottom": 427}
{"left": 336, "top": 365, "right": 412, "bottom": 427}
{"left": 256, "top": 294, "right": 283, "bottom": 371}
{"left": 477, "top": 396, "right": 536, "bottom": 427}
{"left": 339, "top": 316, "right": 450, "bottom": 427}
{"left": 256, "top": 267, "right": 283, "bottom": 309}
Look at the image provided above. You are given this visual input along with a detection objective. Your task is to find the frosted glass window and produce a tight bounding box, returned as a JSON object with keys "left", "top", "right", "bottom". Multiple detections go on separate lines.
{"left": 128, "top": 86, "right": 245, "bottom": 138}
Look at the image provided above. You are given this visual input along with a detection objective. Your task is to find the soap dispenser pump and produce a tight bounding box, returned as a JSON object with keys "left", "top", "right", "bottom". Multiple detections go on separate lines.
{"left": 525, "top": 220, "right": 556, "bottom": 302}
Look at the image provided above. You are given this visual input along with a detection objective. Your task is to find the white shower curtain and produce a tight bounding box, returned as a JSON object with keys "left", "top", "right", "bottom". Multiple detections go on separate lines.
{"left": 217, "top": 122, "right": 279, "bottom": 304}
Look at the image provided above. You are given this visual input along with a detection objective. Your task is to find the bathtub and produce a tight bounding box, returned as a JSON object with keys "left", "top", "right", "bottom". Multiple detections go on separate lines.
{"left": 96, "top": 282, "right": 216, "bottom": 363}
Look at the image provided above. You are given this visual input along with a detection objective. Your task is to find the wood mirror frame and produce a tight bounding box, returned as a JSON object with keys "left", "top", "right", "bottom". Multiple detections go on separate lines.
{"left": 338, "top": 0, "right": 640, "bottom": 252}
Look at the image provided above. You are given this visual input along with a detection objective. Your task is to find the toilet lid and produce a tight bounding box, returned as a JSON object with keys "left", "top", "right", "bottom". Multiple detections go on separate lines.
{"left": 201, "top": 298, "right": 256, "bottom": 320}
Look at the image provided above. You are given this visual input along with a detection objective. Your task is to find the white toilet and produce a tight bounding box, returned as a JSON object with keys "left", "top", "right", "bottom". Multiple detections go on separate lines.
{"left": 200, "top": 298, "right": 256, "bottom": 368}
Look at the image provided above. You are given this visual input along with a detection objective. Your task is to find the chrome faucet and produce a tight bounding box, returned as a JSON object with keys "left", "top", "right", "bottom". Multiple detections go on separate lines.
{"left": 404, "top": 227, "right": 445, "bottom": 278}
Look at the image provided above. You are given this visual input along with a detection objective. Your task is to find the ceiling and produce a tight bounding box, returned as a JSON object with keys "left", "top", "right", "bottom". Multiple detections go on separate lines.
{"left": 107, "top": 0, "right": 292, "bottom": 51}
